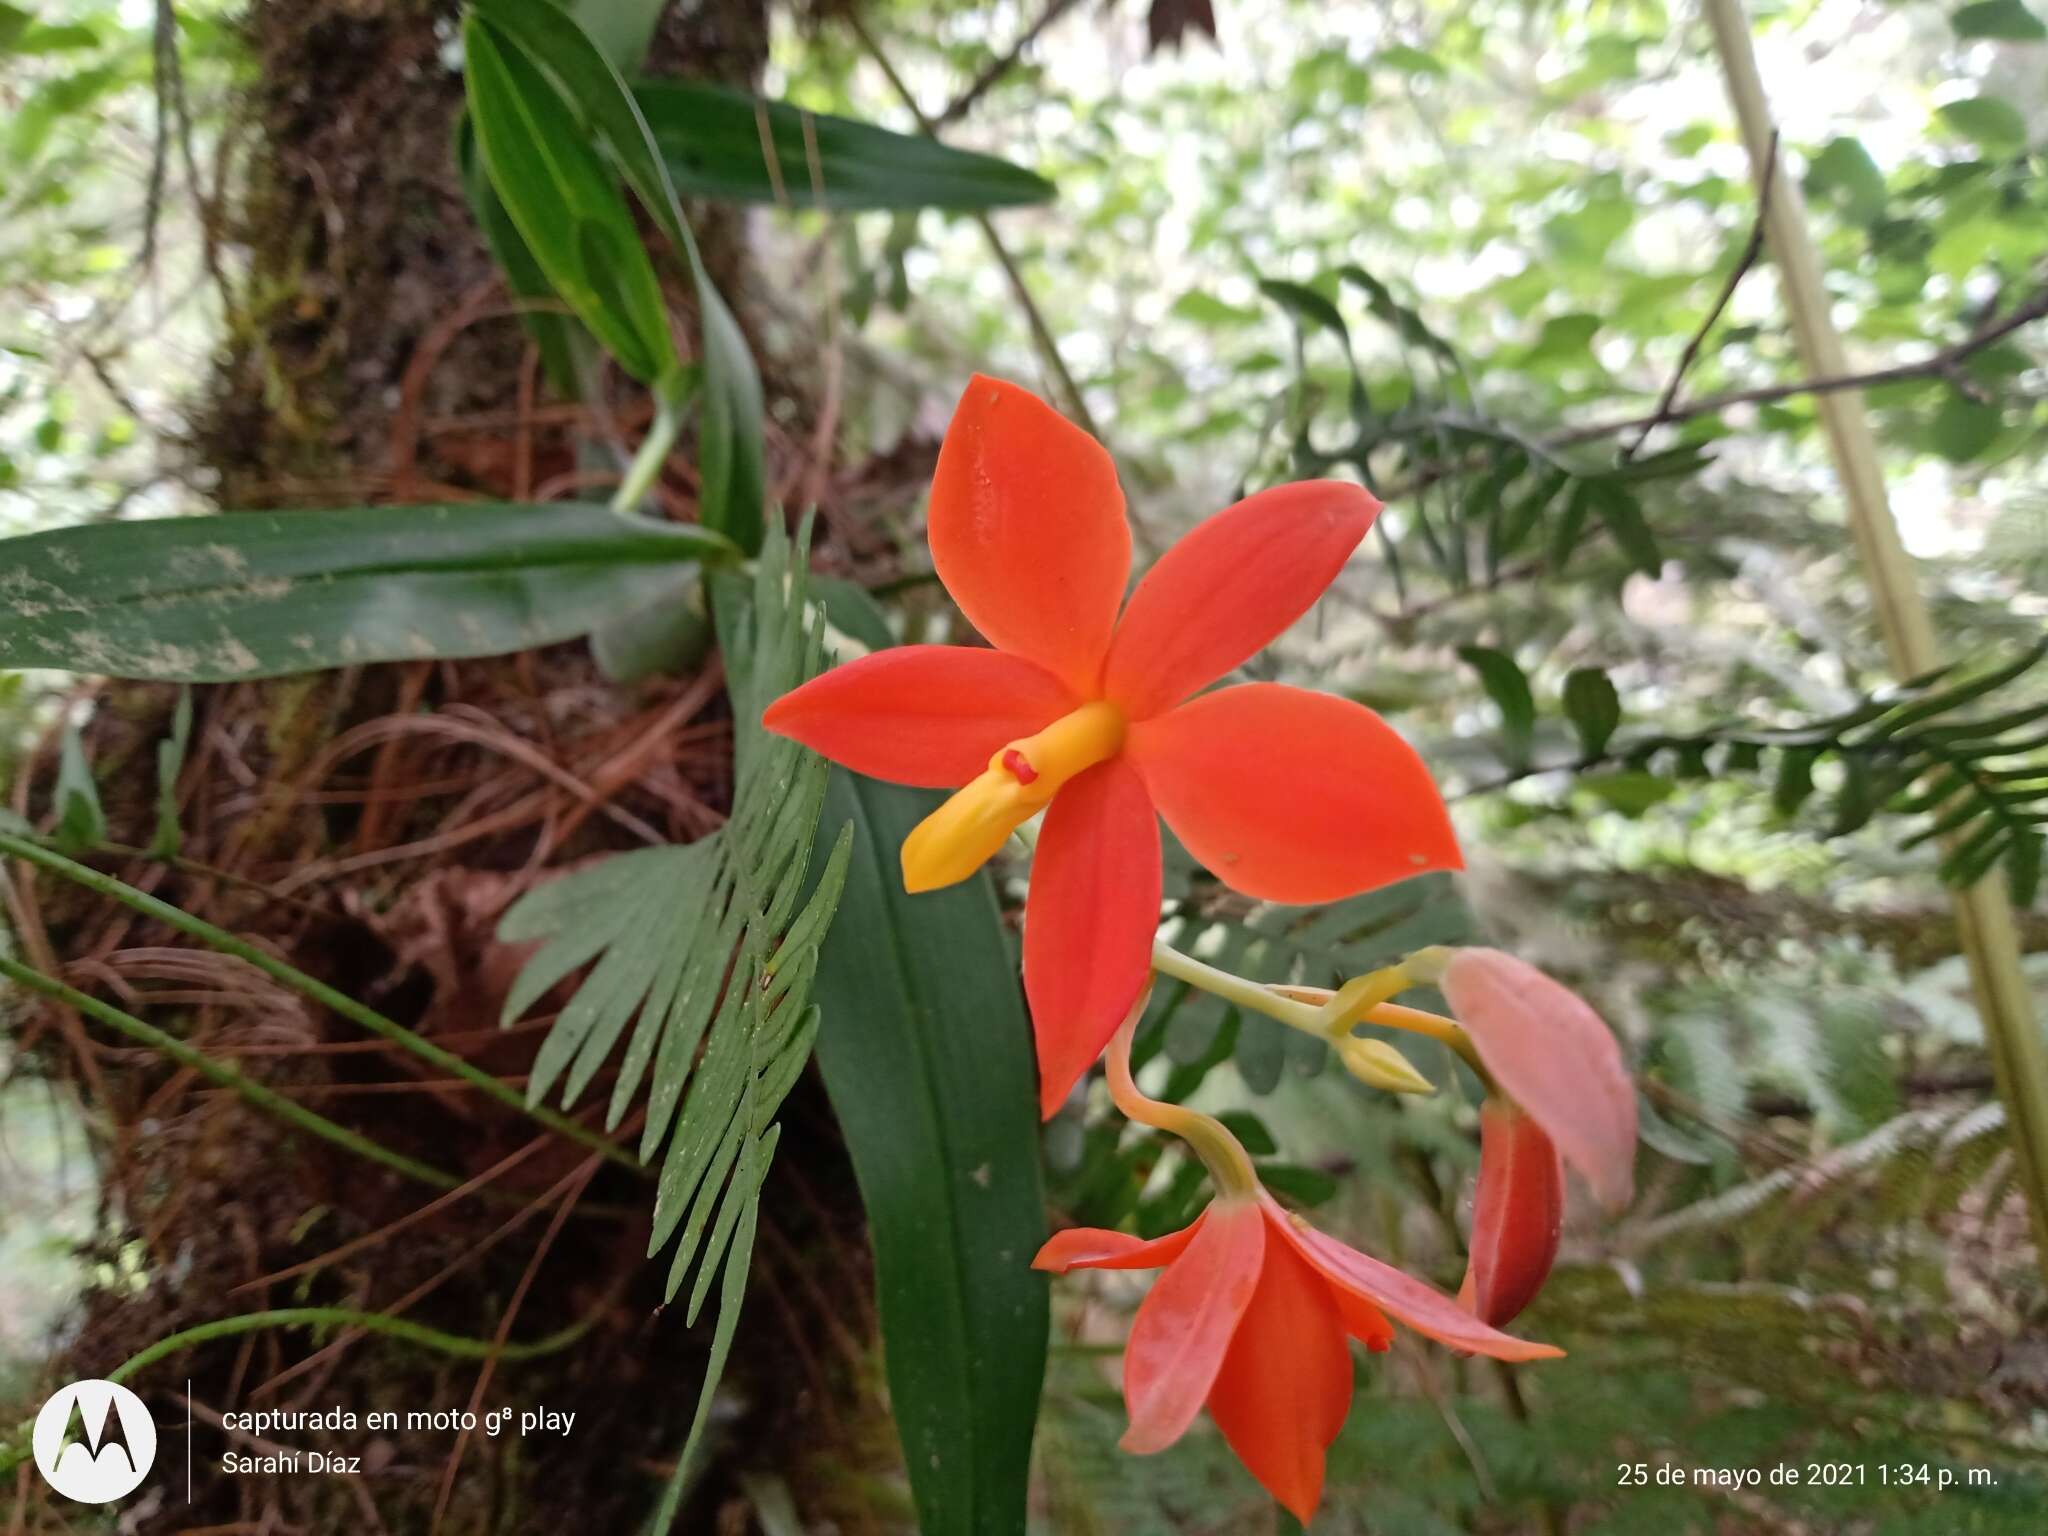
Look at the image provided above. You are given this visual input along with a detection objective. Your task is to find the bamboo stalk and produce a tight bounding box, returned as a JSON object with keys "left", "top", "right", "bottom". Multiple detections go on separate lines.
{"left": 1703, "top": 0, "right": 2048, "bottom": 1273}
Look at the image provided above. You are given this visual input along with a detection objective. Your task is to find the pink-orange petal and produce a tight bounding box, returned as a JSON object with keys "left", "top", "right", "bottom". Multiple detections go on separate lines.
{"left": 1206, "top": 1220, "right": 1354, "bottom": 1524}
{"left": 762, "top": 645, "right": 1076, "bottom": 789}
{"left": 1126, "top": 684, "right": 1461, "bottom": 904}
{"left": 1024, "top": 756, "right": 1161, "bottom": 1118}
{"left": 1441, "top": 949, "right": 1638, "bottom": 1214}
{"left": 1034, "top": 1213, "right": 1205, "bottom": 1274}
{"left": 1262, "top": 1195, "right": 1563, "bottom": 1363}
{"left": 1120, "top": 1198, "right": 1265, "bottom": 1455}
{"left": 1103, "top": 480, "right": 1379, "bottom": 719}
{"left": 1458, "top": 1097, "right": 1565, "bottom": 1328}
{"left": 928, "top": 375, "right": 1130, "bottom": 697}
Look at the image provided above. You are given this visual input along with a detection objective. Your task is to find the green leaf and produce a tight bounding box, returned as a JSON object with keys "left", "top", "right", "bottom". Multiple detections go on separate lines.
{"left": 1774, "top": 745, "right": 1820, "bottom": 817}
{"left": 2007, "top": 831, "right": 2039, "bottom": 913}
{"left": 1562, "top": 667, "right": 1622, "bottom": 759}
{"left": 1490, "top": 466, "right": 1568, "bottom": 573}
{"left": 1936, "top": 96, "right": 2029, "bottom": 153}
{"left": 456, "top": 116, "right": 590, "bottom": 396}
{"left": 1259, "top": 278, "right": 1350, "bottom": 346}
{"left": 1829, "top": 752, "right": 1876, "bottom": 836}
{"left": 1931, "top": 390, "right": 2002, "bottom": 462}
{"left": 1458, "top": 644, "right": 1536, "bottom": 768}
{"left": 0, "top": 4, "right": 33, "bottom": 52}
{"left": 1579, "top": 771, "right": 1676, "bottom": 816}
{"left": 569, "top": 0, "right": 670, "bottom": 71}
{"left": 1259, "top": 1164, "right": 1341, "bottom": 1207}
{"left": 1169, "top": 290, "right": 1263, "bottom": 328}
{"left": 591, "top": 572, "right": 714, "bottom": 683}
{"left": 1374, "top": 44, "right": 1447, "bottom": 77}
{"left": 472, "top": 0, "right": 766, "bottom": 551}
{"left": 0, "top": 502, "right": 731, "bottom": 681}
{"left": 463, "top": 17, "right": 677, "bottom": 384}
{"left": 1805, "top": 137, "right": 1887, "bottom": 225}
{"left": 2007, "top": 828, "right": 2042, "bottom": 908}
{"left": 54, "top": 719, "right": 105, "bottom": 852}
{"left": 635, "top": 80, "right": 1055, "bottom": 210}
{"left": 1952, "top": 0, "right": 2047, "bottom": 39}
{"left": 808, "top": 584, "right": 1049, "bottom": 1536}
{"left": 151, "top": 687, "right": 193, "bottom": 859}
{"left": 1520, "top": 312, "right": 1601, "bottom": 367}
{"left": 1586, "top": 480, "right": 1661, "bottom": 574}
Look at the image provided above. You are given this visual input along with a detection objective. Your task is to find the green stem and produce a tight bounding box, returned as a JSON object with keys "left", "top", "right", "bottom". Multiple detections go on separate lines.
{"left": 611, "top": 392, "right": 682, "bottom": 513}
{"left": 0, "top": 1305, "right": 597, "bottom": 1478}
{"left": 0, "top": 832, "right": 642, "bottom": 1174}
{"left": 1149, "top": 939, "right": 1327, "bottom": 1036}
{"left": 1150, "top": 939, "right": 1490, "bottom": 1085}
{"left": 0, "top": 954, "right": 460, "bottom": 1191}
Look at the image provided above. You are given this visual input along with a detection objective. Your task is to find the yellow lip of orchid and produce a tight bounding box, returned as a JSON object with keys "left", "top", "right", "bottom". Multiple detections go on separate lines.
{"left": 900, "top": 700, "right": 1126, "bottom": 893}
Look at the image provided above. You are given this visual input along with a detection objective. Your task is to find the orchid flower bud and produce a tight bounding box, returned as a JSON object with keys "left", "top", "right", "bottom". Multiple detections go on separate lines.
{"left": 1338, "top": 1035, "right": 1435, "bottom": 1095}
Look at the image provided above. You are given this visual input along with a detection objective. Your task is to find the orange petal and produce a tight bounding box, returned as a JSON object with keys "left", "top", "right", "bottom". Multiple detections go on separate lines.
{"left": 1025, "top": 756, "right": 1161, "bottom": 1118}
{"left": 1206, "top": 1218, "right": 1354, "bottom": 1524}
{"left": 1120, "top": 1198, "right": 1265, "bottom": 1455}
{"left": 1262, "top": 1194, "right": 1563, "bottom": 1362}
{"left": 1127, "top": 684, "right": 1461, "bottom": 903}
{"left": 762, "top": 645, "right": 1076, "bottom": 789}
{"left": 1457, "top": 1098, "right": 1564, "bottom": 1328}
{"left": 1102, "top": 480, "right": 1379, "bottom": 719}
{"left": 1034, "top": 1213, "right": 1205, "bottom": 1273}
{"left": 928, "top": 375, "right": 1130, "bottom": 697}
{"left": 1332, "top": 1289, "right": 1395, "bottom": 1353}
{"left": 1441, "top": 949, "right": 1637, "bottom": 1214}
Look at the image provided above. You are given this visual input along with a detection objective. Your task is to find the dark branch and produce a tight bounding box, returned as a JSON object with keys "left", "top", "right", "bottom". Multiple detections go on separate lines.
{"left": 934, "top": 0, "right": 1089, "bottom": 128}
{"left": 1621, "top": 130, "right": 1779, "bottom": 463}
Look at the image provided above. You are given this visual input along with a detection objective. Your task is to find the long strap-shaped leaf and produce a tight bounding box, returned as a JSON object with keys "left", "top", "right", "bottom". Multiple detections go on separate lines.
{"left": 0, "top": 501, "right": 732, "bottom": 681}
{"left": 467, "top": 0, "right": 766, "bottom": 553}
{"left": 805, "top": 581, "right": 1051, "bottom": 1536}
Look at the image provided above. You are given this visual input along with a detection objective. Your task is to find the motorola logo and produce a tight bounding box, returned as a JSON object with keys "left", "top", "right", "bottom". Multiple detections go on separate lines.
{"left": 31, "top": 1379, "right": 157, "bottom": 1503}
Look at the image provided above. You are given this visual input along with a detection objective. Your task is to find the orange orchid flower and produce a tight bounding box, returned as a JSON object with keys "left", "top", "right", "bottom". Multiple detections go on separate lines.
{"left": 1035, "top": 994, "right": 1562, "bottom": 1523}
{"left": 1037, "top": 1192, "right": 1561, "bottom": 1520}
{"left": 764, "top": 375, "right": 1460, "bottom": 1115}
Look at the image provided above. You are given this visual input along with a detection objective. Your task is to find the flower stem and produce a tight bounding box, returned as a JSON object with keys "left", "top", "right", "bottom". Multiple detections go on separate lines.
{"left": 1104, "top": 989, "right": 1259, "bottom": 1197}
{"left": 1149, "top": 940, "right": 1325, "bottom": 1035}
{"left": 1149, "top": 937, "right": 1489, "bottom": 1081}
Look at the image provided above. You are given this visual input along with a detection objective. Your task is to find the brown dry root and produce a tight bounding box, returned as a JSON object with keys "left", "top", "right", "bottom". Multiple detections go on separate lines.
{"left": 2, "top": 647, "right": 894, "bottom": 1534}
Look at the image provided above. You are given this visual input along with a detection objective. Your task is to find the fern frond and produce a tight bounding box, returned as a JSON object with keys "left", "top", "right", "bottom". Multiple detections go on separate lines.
{"left": 495, "top": 518, "right": 851, "bottom": 1508}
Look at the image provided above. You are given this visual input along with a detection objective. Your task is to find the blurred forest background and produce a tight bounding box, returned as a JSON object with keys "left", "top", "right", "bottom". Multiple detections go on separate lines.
{"left": 2, "top": 0, "right": 2047, "bottom": 1532}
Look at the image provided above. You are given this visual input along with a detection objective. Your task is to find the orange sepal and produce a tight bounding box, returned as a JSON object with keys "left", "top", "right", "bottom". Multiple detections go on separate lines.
{"left": 1261, "top": 1194, "right": 1563, "bottom": 1362}
{"left": 1102, "top": 480, "right": 1379, "bottom": 720}
{"left": 927, "top": 375, "right": 1130, "bottom": 697}
{"left": 762, "top": 645, "right": 1077, "bottom": 789}
{"left": 1034, "top": 1214, "right": 1205, "bottom": 1274}
{"left": 1119, "top": 1198, "right": 1265, "bottom": 1455}
{"left": 1206, "top": 1218, "right": 1354, "bottom": 1524}
{"left": 1024, "top": 757, "right": 1161, "bottom": 1117}
{"left": 1127, "top": 684, "right": 1461, "bottom": 904}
